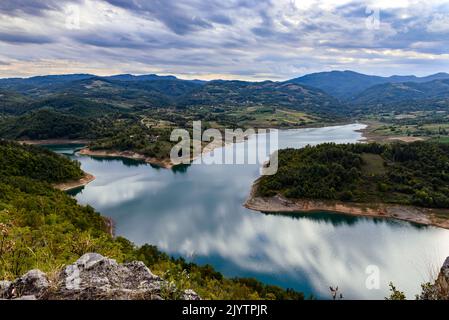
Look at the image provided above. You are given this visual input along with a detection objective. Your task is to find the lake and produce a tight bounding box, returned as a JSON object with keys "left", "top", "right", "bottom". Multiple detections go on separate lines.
{"left": 49, "top": 123, "right": 449, "bottom": 299}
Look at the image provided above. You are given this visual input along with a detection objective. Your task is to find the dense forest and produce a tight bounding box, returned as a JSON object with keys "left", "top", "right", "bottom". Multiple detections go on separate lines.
{"left": 0, "top": 109, "right": 95, "bottom": 140}
{"left": 257, "top": 142, "right": 449, "bottom": 208}
{"left": 89, "top": 122, "right": 175, "bottom": 160}
{"left": 0, "top": 140, "right": 84, "bottom": 182}
{"left": 0, "top": 140, "right": 303, "bottom": 300}
{"left": 0, "top": 109, "right": 177, "bottom": 159}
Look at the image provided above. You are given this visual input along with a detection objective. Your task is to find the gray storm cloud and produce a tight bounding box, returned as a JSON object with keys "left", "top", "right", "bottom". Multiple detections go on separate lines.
{"left": 0, "top": 0, "right": 448, "bottom": 79}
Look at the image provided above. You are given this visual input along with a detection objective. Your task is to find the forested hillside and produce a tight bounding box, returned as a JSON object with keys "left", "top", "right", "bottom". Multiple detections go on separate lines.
{"left": 0, "top": 140, "right": 84, "bottom": 182}
{"left": 2, "top": 72, "right": 449, "bottom": 150}
{"left": 0, "top": 109, "right": 95, "bottom": 140}
{"left": 0, "top": 74, "right": 343, "bottom": 116}
{"left": 352, "top": 79, "right": 449, "bottom": 113}
{"left": 176, "top": 80, "right": 344, "bottom": 116}
{"left": 0, "top": 141, "right": 303, "bottom": 300}
{"left": 257, "top": 142, "right": 449, "bottom": 208}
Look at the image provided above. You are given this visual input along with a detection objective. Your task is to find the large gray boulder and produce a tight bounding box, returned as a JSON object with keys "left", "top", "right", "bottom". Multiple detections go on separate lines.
{"left": 1, "top": 270, "right": 49, "bottom": 299}
{"left": 1, "top": 253, "right": 200, "bottom": 300}
{"left": 47, "top": 253, "right": 165, "bottom": 300}
{"left": 0, "top": 280, "right": 12, "bottom": 298}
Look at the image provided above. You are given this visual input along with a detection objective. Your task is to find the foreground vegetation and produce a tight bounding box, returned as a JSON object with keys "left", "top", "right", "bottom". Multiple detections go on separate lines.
{"left": 0, "top": 140, "right": 303, "bottom": 300}
{"left": 258, "top": 141, "right": 449, "bottom": 209}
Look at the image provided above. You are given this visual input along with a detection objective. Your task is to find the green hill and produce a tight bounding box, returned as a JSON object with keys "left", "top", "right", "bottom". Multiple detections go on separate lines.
{"left": 257, "top": 142, "right": 449, "bottom": 208}
{"left": 177, "top": 80, "right": 345, "bottom": 117}
{"left": 288, "top": 70, "right": 449, "bottom": 100}
{"left": 0, "top": 109, "right": 94, "bottom": 140}
{"left": 0, "top": 140, "right": 84, "bottom": 182}
{"left": 352, "top": 79, "right": 449, "bottom": 114}
{"left": 0, "top": 89, "right": 31, "bottom": 114}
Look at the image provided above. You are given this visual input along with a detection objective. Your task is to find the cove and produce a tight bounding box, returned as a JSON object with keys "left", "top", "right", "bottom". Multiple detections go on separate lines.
{"left": 48, "top": 124, "right": 449, "bottom": 299}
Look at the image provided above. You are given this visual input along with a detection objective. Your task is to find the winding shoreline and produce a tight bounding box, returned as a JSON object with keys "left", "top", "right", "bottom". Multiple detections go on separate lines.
{"left": 53, "top": 172, "right": 96, "bottom": 192}
{"left": 77, "top": 148, "right": 174, "bottom": 169}
{"left": 244, "top": 180, "right": 449, "bottom": 230}
{"left": 357, "top": 121, "right": 426, "bottom": 143}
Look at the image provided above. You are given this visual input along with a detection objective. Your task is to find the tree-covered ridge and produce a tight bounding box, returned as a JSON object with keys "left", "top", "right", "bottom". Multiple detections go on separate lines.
{"left": 0, "top": 140, "right": 83, "bottom": 183}
{"left": 89, "top": 122, "right": 175, "bottom": 160}
{"left": 288, "top": 70, "right": 449, "bottom": 100}
{"left": 0, "top": 109, "right": 95, "bottom": 140}
{"left": 258, "top": 142, "right": 449, "bottom": 208}
{"left": 0, "top": 75, "right": 342, "bottom": 116}
{"left": 0, "top": 141, "right": 303, "bottom": 300}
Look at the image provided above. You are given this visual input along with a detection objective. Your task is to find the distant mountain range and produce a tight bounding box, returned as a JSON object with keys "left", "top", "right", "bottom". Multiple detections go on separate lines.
{"left": 1, "top": 70, "right": 449, "bottom": 117}
{"left": 177, "top": 80, "right": 342, "bottom": 115}
{"left": 288, "top": 70, "right": 449, "bottom": 100}
{"left": 350, "top": 78, "right": 449, "bottom": 114}
{"left": 0, "top": 73, "right": 343, "bottom": 117}
{"left": 354, "top": 79, "right": 449, "bottom": 105}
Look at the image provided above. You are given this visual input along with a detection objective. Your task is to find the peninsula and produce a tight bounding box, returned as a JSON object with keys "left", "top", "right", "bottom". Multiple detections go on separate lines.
{"left": 246, "top": 141, "right": 449, "bottom": 229}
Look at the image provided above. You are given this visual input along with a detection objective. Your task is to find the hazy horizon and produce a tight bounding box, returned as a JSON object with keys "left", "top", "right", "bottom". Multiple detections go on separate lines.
{"left": 1, "top": 69, "right": 449, "bottom": 82}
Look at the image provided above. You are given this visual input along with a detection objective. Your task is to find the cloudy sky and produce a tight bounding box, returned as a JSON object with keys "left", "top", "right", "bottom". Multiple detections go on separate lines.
{"left": 1, "top": 0, "right": 449, "bottom": 80}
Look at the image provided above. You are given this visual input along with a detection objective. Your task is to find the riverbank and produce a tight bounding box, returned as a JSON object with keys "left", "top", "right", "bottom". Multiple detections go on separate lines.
{"left": 358, "top": 121, "right": 426, "bottom": 143}
{"left": 53, "top": 172, "right": 96, "bottom": 192}
{"left": 244, "top": 180, "right": 449, "bottom": 230}
{"left": 77, "top": 148, "right": 174, "bottom": 169}
{"left": 77, "top": 135, "right": 241, "bottom": 169}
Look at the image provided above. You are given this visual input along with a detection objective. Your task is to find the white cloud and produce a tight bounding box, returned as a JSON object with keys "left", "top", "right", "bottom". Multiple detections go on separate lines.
{"left": 427, "top": 13, "right": 449, "bottom": 32}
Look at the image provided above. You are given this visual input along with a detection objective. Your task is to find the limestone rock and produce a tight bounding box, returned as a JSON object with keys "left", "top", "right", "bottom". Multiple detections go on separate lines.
{"left": 0, "top": 253, "right": 200, "bottom": 300}
{"left": 4, "top": 270, "right": 49, "bottom": 299}
{"left": 46, "top": 253, "right": 165, "bottom": 300}
{"left": 182, "top": 289, "right": 201, "bottom": 300}
{"left": 0, "top": 280, "right": 11, "bottom": 298}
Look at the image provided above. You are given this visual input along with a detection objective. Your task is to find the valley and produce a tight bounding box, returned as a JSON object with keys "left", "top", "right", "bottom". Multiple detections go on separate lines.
{"left": 2, "top": 0, "right": 449, "bottom": 306}
{"left": 2, "top": 71, "right": 449, "bottom": 300}
{"left": 2, "top": 71, "right": 449, "bottom": 165}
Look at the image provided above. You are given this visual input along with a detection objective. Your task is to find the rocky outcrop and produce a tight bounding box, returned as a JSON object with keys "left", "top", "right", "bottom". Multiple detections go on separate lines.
{"left": 418, "top": 257, "right": 449, "bottom": 300}
{"left": 0, "top": 270, "right": 49, "bottom": 299}
{"left": 0, "top": 253, "right": 200, "bottom": 300}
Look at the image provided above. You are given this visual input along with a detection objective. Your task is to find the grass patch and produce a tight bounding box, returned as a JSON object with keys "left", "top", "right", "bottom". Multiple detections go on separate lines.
{"left": 360, "top": 153, "right": 386, "bottom": 176}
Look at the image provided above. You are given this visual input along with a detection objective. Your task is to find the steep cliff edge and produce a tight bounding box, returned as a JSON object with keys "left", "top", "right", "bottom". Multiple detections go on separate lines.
{"left": 0, "top": 253, "right": 200, "bottom": 300}
{"left": 418, "top": 257, "right": 449, "bottom": 300}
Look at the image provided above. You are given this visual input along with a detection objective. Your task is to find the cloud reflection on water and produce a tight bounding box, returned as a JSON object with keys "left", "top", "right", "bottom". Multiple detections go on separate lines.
{"left": 72, "top": 124, "right": 449, "bottom": 299}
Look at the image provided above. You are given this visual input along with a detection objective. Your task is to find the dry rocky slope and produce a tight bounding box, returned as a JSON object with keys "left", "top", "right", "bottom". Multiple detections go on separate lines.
{"left": 419, "top": 256, "right": 449, "bottom": 300}
{"left": 0, "top": 253, "right": 200, "bottom": 300}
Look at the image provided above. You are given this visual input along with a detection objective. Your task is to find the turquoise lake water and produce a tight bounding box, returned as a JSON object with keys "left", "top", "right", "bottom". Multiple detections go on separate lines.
{"left": 48, "top": 123, "right": 449, "bottom": 299}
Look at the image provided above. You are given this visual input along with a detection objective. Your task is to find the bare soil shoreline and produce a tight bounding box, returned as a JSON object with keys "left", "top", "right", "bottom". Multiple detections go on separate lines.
{"left": 358, "top": 121, "right": 426, "bottom": 143}
{"left": 244, "top": 180, "right": 449, "bottom": 230}
{"left": 53, "top": 173, "right": 96, "bottom": 192}
{"left": 77, "top": 148, "right": 174, "bottom": 169}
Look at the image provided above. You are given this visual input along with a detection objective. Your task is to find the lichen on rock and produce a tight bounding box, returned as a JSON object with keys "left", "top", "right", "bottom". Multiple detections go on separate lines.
{"left": 1, "top": 253, "right": 200, "bottom": 300}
